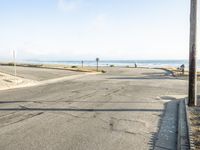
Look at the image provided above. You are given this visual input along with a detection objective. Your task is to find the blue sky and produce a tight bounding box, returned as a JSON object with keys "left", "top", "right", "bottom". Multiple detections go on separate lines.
{"left": 0, "top": 0, "right": 197, "bottom": 61}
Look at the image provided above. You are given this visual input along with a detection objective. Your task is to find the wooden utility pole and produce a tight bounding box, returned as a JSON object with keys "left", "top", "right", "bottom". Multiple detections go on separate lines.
{"left": 188, "top": 0, "right": 198, "bottom": 106}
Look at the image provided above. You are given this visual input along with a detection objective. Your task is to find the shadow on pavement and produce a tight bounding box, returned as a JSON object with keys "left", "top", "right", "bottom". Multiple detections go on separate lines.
{"left": 108, "top": 76, "right": 174, "bottom": 80}
{"left": 0, "top": 98, "right": 181, "bottom": 149}
{"left": 160, "top": 96, "right": 178, "bottom": 101}
{"left": 107, "top": 70, "right": 185, "bottom": 80}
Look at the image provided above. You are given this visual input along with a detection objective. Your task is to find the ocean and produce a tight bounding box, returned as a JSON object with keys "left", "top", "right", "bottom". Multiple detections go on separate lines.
{"left": 22, "top": 60, "right": 196, "bottom": 69}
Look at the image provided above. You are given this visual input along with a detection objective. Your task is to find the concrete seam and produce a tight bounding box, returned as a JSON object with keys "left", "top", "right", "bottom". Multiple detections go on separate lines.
{"left": 177, "top": 99, "right": 190, "bottom": 150}
{"left": 184, "top": 99, "right": 195, "bottom": 150}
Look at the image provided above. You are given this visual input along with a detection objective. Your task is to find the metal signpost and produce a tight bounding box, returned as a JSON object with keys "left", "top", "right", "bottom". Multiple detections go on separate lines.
{"left": 81, "top": 60, "right": 84, "bottom": 68}
{"left": 96, "top": 58, "right": 99, "bottom": 71}
{"left": 188, "top": 0, "right": 198, "bottom": 106}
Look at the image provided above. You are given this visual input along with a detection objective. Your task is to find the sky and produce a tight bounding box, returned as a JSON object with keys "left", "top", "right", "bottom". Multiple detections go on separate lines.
{"left": 0, "top": 0, "right": 199, "bottom": 61}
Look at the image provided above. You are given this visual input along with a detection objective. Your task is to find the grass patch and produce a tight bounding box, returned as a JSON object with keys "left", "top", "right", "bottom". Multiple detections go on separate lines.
{"left": 101, "top": 70, "right": 106, "bottom": 73}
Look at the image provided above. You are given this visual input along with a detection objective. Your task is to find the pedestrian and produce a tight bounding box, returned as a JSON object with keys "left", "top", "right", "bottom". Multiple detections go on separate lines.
{"left": 180, "top": 64, "right": 185, "bottom": 75}
{"left": 135, "top": 63, "right": 137, "bottom": 68}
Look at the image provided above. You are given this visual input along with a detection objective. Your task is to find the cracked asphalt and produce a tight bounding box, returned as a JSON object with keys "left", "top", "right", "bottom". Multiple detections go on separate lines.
{"left": 0, "top": 67, "right": 188, "bottom": 150}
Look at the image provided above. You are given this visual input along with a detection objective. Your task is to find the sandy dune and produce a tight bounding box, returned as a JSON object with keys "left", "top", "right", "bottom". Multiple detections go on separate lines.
{"left": 0, "top": 72, "right": 38, "bottom": 91}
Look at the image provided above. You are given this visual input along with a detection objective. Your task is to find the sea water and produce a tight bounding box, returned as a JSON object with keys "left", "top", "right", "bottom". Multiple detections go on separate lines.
{"left": 23, "top": 60, "right": 196, "bottom": 69}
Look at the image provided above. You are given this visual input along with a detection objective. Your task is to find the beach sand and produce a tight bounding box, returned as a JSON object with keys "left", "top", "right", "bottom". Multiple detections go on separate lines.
{"left": 0, "top": 72, "right": 37, "bottom": 91}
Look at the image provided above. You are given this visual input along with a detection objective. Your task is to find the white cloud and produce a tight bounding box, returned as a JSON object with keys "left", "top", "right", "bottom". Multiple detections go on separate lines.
{"left": 57, "top": 0, "right": 82, "bottom": 12}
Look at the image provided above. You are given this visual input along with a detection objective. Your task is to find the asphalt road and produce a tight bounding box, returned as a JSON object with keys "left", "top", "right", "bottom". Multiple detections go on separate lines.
{"left": 0, "top": 67, "right": 189, "bottom": 150}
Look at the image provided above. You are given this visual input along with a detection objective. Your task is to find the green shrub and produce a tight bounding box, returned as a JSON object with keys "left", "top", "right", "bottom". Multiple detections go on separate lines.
{"left": 71, "top": 66, "right": 78, "bottom": 68}
{"left": 110, "top": 65, "right": 115, "bottom": 67}
{"left": 7, "top": 63, "right": 14, "bottom": 66}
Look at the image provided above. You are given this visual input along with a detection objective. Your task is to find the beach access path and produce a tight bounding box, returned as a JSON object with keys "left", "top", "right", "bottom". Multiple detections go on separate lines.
{"left": 0, "top": 66, "right": 189, "bottom": 150}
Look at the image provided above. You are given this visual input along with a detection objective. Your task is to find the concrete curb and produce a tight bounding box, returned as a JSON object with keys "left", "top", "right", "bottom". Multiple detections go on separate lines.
{"left": 184, "top": 99, "right": 195, "bottom": 150}
{"left": 177, "top": 99, "right": 191, "bottom": 150}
